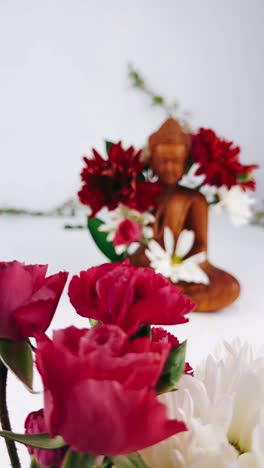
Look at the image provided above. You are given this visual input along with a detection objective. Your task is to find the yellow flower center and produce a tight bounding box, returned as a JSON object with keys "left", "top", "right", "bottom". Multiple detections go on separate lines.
{"left": 171, "top": 255, "right": 182, "bottom": 265}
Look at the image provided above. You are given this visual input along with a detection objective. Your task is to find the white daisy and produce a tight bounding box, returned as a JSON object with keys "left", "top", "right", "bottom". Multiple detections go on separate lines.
{"left": 214, "top": 186, "right": 254, "bottom": 226}
{"left": 179, "top": 163, "right": 206, "bottom": 189}
{"left": 145, "top": 227, "right": 209, "bottom": 285}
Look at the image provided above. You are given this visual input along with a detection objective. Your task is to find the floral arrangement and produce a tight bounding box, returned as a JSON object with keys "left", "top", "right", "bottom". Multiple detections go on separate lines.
{"left": 1, "top": 260, "right": 263, "bottom": 467}
{"left": 78, "top": 130, "right": 258, "bottom": 271}
{"left": 78, "top": 141, "right": 160, "bottom": 262}
{"left": 0, "top": 259, "right": 195, "bottom": 467}
{"left": 179, "top": 128, "right": 258, "bottom": 226}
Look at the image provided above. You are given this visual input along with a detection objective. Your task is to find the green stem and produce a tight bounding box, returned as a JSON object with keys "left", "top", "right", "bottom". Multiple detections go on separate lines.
{"left": 0, "top": 361, "right": 21, "bottom": 468}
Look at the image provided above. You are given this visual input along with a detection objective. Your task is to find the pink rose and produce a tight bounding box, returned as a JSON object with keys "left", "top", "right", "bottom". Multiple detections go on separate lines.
{"left": 0, "top": 261, "right": 68, "bottom": 340}
{"left": 113, "top": 219, "right": 142, "bottom": 246}
{"left": 36, "top": 325, "right": 186, "bottom": 456}
{"left": 68, "top": 262, "right": 195, "bottom": 335}
{"left": 25, "top": 409, "right": 67, "bottom": 467}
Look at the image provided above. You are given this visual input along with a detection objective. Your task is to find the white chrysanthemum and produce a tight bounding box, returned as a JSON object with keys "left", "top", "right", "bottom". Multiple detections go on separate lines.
{"left": 142, "top": 341, "right": 264, "bottom": 468}
{"left": 145, "top": 227, "right": 209, "bottom": 285}
{"left": 196, "top": 340, "right": 264, "bottom": 466}
{"left": 179, "top": 163, "right": 206, "bottom": 189}
{"left": 141, "top": 374, "right": 237, "bottom": 467}
{"left": 98, "top": 205, "right": 154, "bottom": 254}
{"left": 214, "top": 186, "right": 254, "bottom": 226}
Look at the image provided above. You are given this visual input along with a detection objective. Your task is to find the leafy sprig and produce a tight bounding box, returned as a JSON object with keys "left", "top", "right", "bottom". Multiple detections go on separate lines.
{"left": 128, "top": 65, "right": 191, "bottom": 127}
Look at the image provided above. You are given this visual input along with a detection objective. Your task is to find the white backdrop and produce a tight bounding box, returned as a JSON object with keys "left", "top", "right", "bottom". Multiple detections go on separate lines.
{"left": 0, "top": 0, "right": 263, "bottom": 210}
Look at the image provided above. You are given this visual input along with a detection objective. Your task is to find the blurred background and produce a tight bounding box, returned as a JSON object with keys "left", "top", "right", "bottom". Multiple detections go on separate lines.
{"left": 0, "top": 0, "right": 263, "bottom": 211}
{"left": 0, "top": 3, "right": 263, "bottom": 464}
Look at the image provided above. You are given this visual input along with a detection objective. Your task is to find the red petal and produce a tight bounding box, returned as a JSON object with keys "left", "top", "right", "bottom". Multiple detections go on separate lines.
{"left": 50, "top": 379, "right": 186, "bottom": 456}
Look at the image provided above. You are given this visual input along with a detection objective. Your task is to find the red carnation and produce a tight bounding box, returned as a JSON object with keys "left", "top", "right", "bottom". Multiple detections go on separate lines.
{"left": 192, "top": 128, "right": 258, "bottom": 190}
{"left": 25, "top": 409, "right": 67, "bottom": 467}
{"left": 0, "top": 261, "right": 68, "bottom": 341}
{"left": 113, "top": 219, "right": 142, "bottom": 247}
{"left": 78, "top": 142, "right": 160, "bottom": 216}
{"left": 36, "top": 325, "right": 186, "bottom": 456}
{"left": 151, "top": 326, "right": 179, "bottom": 348}
{"left": 68, "top": 262, "right": 195, "bottom": 336}
{"left": 151, "top": 327, "right": 194, "bottom": 376}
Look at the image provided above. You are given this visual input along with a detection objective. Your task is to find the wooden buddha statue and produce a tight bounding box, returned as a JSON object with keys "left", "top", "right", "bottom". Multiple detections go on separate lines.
{"left": 130, "top": 118, "right": 240, "bottom": 312}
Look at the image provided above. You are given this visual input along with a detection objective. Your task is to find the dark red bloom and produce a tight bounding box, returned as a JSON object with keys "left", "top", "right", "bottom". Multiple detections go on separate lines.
{"left": 78, "top": 142, "right": 160, "bottom": 216}
{"left": 0, "top": 261, "right": 68, "bottom": 341}
{"left": 36, "top": 325, "right": 186, "bottom": 456}
{"left": 113, "top": 219, "right": 142, "bottom": 247}
{"left": 68, "top": 262, "right": 195, "bottom": 336}
{"left": 151, "top": 327, "right": 194, "bottom": 376}
{"left": 25, "top": 409, "right": 67, "bottom": 467}
{"left": 192, "top": 128, "right": 258, "bottom": 190}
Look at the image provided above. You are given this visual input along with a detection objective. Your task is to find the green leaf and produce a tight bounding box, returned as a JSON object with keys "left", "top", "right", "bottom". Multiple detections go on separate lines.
{"left": 87, "top": 217, "right": 125, "bottom": 262}
{"left": 156, "top": 341, "right": 187, "bottom": 393}
{"left": 136, "top": 171, "right": 146, "bottom": 183}
{"left": 129, "top": 324, "right": 151, "bottom": 341}
{"left": 112, "top": 453, "right": 147, "bottom": 467}
{"left": 102, "top": 457, "right": 113, "bottom": 467}
{"left": 0, "top": 430, "right": 66, "bottom": 449}
{"left": 237, "top": 173, "right": 251, "bottom": 182}
{"left": 105, "top": 140, "right": 114, "bottom": 155}
{"left": 62, "top": 451, "right": 97, "bottom": 468}
{"left": 89, "top": 319, "right": 102, "bottom": 328}
{"left": 30, "top": 457, "right": 41, "bottom": 468}
{"left": 152, "top": 95, "right": 164, "bottom": 105}
{"left": 0, "top": 339, "right": 33, "bottom": 391}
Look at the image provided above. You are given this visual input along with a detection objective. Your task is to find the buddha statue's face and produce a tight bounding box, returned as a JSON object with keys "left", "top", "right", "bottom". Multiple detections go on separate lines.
{"left": 151, "top": 143, "right": 188, "bottom": 186}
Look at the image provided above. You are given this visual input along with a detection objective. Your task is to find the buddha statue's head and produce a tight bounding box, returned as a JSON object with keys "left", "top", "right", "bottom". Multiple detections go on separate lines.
{"left": 148, "top": 118, "right": 191, "bottom": 186}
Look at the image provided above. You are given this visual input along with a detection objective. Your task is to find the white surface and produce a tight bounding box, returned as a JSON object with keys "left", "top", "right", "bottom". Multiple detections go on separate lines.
{"left": 0, "top": 0, "right": 263, "bottom": 210}
{"left": 0, "top": 213, "right": 263, "bottom": 466}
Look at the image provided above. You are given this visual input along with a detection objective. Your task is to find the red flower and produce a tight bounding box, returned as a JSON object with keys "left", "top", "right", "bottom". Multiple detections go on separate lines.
{"left": 78, "top": 142, "right": 160, "bottom": 216}
{"left": 151, "top": 326, "right": 180, "bottom": 347}
{"left": 151, "top": 327, "right": 194, "bottom": 376}
{"left": 133, "top": 180, "right": 161, "bottom": 212}
{"left": 192, "top": 128, "right": 258, "bottom": 190}
{"left": 0, "top": 261, "right": 68, "bottom": 341}
{"left": 25, "top": 409, "right": 67, "bottom": 467}
{"left": 68, "top": 262, "right": 195, "bottom": 336}
{"left": 113, "top": 219, "right": 142, "bottom": 247}
{"left": 36, "top": 325, "right": 186, "bottom": 456}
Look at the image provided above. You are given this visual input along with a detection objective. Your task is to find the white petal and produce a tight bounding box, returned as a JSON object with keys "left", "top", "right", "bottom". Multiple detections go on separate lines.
{"left": 147, "top": 239, "right": 168, "bottom": 259}
{"left": 175, "top": 229, "right": 195, "bottom": 258}
{"left": 164, "top": 227, "right": 175, "bottom": 256}
{"left": 185, "top": 251, "right": 207, "bottom": 265}
{"left": 143, "top": 226, "right": 153, "bottom": 239}
{"left": 106, "top": 231, "right": 115, "bottom": 242}
{"left": 98, "top": 223, "right": 111, "bottom": 232}
{"left": 115, "top": 245, "right": 126, "bottom": 255}
{"left": 143, "top": 212, "right": 155, "bottom": 224}
{"left": 127, "top": 242, "right": 139, "bottom": 254}
{"left": 177, "top": 261, "right": 209, "bottom": 284}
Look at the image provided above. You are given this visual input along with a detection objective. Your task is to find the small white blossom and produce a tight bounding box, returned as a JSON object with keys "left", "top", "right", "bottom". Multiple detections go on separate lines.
{"left": 146, "top": 227, "right": 209, "bottom": 285}
{"left": 98, "top": 205, "right": 154, "bottom": 253}
{"left": 200, "top": 184, "right": 218, "bottom": 203}
{"left": 179, "top": 163, "right": 206, "bottom": 189}
{"left": 214, "top": 186, "right": 254, "bottom": 226}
